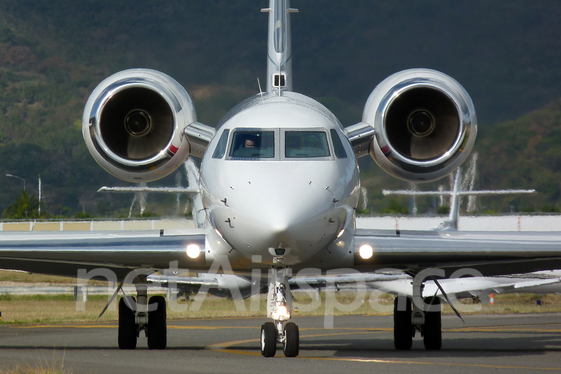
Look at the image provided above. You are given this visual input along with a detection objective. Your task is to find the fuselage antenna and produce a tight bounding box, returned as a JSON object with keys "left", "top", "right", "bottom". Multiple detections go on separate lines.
{"left": 257, "top": 77, "right": 264, "bottom": 97}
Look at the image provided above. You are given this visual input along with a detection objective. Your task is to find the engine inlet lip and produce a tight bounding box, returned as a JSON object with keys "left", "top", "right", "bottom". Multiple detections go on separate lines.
{"left": 124, "top": 109, "right": 152, "bottom": 137}
{"left": 407, "top": 110, "right": 435, "bottom": 138}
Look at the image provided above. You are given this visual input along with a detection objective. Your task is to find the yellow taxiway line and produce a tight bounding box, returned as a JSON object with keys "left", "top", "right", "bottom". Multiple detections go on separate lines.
{"left": 207, "top": 327, "right": 561, "bottom": 371}
{"left": 7, "top": 322, "right": 561, "bottom": 370}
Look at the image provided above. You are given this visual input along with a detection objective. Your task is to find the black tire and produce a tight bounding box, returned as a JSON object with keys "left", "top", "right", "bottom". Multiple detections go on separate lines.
{"left": 148, "top": 296, "right": 167, "bottom": 350}
{"left": 283, "top": 322, "right": 299, "bottom": 357}
{"left": 423, "top": 296, "right": 442, "bottom": 350}
{"left": 393, "top": 296, "right": 412, "bottom": 350}
{"left": 260, "top": 322, "right": 277, "bottom": 357}
{"left": 118, "top": 296, "right": 137, "bottom": 350}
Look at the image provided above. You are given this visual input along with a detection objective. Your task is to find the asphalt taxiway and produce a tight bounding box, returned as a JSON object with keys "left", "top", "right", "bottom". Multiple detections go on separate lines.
{"left": 1, "top": 313, "right": 561, "bottom": 374}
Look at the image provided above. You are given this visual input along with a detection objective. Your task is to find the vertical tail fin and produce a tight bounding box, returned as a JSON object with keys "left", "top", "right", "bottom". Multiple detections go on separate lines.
{"left": 261, "top": 0, "right": 298, "bottom": 93}
{"left": 440, "top": 169, "right": 461, "bottom": 231}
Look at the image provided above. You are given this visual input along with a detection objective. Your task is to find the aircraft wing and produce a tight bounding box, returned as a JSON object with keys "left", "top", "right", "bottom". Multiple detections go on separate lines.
{"left": 0, "top": 230, "right": 206, "bottom": 279}
{"left": 353, "top": 229, "right": 561, "bottom": 276}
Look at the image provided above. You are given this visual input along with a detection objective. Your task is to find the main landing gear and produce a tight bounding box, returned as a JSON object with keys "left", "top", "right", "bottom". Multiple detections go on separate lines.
{"left": 118, "top": 275, "right": 167, "bottom": 350}
{"left": 393, "top": 281, "right": 442, "bottom": 350}
{"left": 260, "top": 264, "right": 299, "bottom": 357}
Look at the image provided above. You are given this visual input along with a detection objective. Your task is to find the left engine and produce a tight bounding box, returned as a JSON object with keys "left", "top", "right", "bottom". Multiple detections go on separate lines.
{"left": 82, "top": 69, "right": 196, "bottom": 183}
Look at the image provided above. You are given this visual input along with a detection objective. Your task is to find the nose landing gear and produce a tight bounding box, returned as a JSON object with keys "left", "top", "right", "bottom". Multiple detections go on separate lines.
{"left": 260, "top": 264, "right": 300, "bottom": 357}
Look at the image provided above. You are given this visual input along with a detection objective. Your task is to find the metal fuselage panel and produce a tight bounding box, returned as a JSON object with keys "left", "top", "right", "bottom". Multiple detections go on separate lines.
{"left": 200, "top": 93, "right": 360, "bottom": 266}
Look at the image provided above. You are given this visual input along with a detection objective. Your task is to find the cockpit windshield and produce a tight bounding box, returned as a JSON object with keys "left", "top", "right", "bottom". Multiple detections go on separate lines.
{"left": 285, "top": 131, "right": 330, "bottom": 158}
{"left": 223, "top": 129, "right": 337, "bottom": 160}
{"left": 229, "top": 130, "right": 275, "bottom": 159}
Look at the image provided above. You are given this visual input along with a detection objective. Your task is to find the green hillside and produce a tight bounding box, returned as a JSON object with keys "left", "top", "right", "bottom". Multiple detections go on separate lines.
{"left": 476, "top": 100, "right": 561, "bottom": 213}
{"left": 0, "top": 1, "right": 560, "bottom": 217}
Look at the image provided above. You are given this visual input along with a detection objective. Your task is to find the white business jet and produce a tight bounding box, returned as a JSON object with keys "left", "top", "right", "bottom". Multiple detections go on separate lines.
{"left": 3, "top": 0, "right": 561, "bottom": 356}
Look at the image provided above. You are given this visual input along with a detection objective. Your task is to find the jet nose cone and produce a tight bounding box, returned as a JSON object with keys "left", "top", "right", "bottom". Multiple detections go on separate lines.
{"left": 221, "top": 180, "right": 346, "bottom": 263}
{"left": 209, "top": 159, "right": 359, "bottom": 265}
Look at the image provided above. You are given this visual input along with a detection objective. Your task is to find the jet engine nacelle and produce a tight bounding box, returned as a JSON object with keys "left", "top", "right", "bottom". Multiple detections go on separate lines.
{"left": 82, "top": 69, "right": 196, "bottom": 183}
{"left": 364, "top": 69, "right": 477, "bottom": 182}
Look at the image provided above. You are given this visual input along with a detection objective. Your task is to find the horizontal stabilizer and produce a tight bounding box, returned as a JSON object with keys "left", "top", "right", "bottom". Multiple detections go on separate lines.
{"left": 98, "top": 186, "right": 199, "bottom": 194}
{"left": 383, "top": 189, "right": 536, "bottom": 196}
{"left": 512, "top": 278, "right": 561, "bottom": 289}
{"left": 148, "top": 274, "right": 219, "bottom": 287}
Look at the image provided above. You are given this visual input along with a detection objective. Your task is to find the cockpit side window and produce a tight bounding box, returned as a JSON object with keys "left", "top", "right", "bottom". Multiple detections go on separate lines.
{"left": 212, "top": 129, "right": 230, "bottom": 159}
{"left": 229, "top": 130, "right": 275, "bottom": 159}
{"left": 330, "top": 129, "right": 348, "bottom": 159}
{"left": 285, "top": 131, "right": 330, "bottom": 158}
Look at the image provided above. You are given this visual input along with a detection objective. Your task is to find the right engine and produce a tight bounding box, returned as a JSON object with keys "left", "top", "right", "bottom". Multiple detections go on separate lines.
{"left": 82, "top": 69, "right": 196, "bottom": 183}
{"left": 363, "top": 69, "right": 477, "bottom": 182}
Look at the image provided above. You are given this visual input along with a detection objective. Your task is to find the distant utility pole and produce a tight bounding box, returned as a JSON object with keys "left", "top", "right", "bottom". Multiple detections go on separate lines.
{"left": 6, "top": 174, "right": 25, "bottom": 191}
{"left": 38, "top": 175, "right": 42, "bottom": 216}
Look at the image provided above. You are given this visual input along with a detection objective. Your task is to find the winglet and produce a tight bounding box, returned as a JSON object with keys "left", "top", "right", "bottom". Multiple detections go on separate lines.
{"left": 438, "top": 169, "right": 461, "bottom": 231}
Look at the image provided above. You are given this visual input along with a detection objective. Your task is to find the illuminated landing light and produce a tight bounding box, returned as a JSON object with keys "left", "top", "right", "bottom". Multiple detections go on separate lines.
{"left": 186, "top": 244, "right": 201, "bottom": 259}
{"left": 359, "top": 244, "right": 374, "bottom": 260}
{"left": 272, "top": 304, "right": 290, "bottom": 321}
{"left": 337, "top": 229, "right": 345, "bottom": 238}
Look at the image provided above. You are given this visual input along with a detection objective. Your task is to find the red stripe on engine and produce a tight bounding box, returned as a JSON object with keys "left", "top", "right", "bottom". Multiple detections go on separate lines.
{"left": 169, "top": 145, "right": 178, "bottom": 154}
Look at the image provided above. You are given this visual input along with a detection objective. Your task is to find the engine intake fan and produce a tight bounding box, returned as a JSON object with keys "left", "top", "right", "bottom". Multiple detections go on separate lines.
{"left": 101, "top": 87, "right": 174, "bottom": 161}
{"left": 83, "top": 69, "right": 196, "bottom": 183}
{"left": 363, "top": 69, "right": 477, "bottom": 182}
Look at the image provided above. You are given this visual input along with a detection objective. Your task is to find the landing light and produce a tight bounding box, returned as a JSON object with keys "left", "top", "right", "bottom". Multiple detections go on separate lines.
{"left": 186, "top": 244, "right": 201, "bottom": 259}
{"left": 337, "top": 229, "right": 345, "bottom": 238}
{"left": 272, "top": 304, "right": 290, "bottom": 321}
{"left": 359, "top": 244, "right": 374, "bottom": 260}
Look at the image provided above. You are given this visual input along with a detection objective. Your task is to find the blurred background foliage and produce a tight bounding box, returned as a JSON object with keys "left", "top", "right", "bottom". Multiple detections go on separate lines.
{"left": 0, "top": 1, "right": 561, "bottom": 217}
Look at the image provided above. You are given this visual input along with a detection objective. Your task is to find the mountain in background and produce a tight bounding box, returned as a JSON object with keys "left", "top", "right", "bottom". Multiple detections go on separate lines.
{"left": 0, "top": 0, "right": 560, "bottom": 217}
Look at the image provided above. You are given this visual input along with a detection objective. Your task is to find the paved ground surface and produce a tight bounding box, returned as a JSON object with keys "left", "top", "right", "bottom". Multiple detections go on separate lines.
{"left": 1, "top": 313, "right": 561, "bottom": 373}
